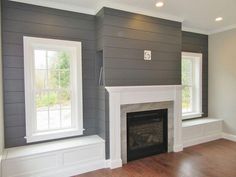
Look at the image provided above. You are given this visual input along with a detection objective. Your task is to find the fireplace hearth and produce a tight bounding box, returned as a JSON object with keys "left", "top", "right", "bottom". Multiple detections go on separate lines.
{"left": 127, "top": 109, "right": 168, "bottom": 161}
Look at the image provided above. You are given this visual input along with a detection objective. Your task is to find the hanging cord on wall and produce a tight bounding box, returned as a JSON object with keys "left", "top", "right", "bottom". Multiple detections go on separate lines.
{"left": 99, "top": 66, "right": 103, "bottom": 86}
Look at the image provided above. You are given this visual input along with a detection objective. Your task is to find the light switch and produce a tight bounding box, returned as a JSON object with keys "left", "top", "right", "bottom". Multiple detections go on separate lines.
{"left": 144, "top": 50, "right": 151, "bottom": 61}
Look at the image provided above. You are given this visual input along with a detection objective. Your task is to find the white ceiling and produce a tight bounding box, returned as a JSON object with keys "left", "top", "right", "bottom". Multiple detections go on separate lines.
{"left": 11, "top": 0, "right": 236, "bottom": 34}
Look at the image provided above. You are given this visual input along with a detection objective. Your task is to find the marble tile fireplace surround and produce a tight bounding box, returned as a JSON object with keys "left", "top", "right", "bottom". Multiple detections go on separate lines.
{"left": 105, "top": 85, "right": 183, "bottom": 169}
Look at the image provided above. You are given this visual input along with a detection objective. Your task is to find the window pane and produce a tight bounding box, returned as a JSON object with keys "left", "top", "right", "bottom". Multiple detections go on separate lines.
{"left": 49, "top": 109, "right": 60, "bottom": 129}
{"left": 34, "top": 50, "right": 46, "bottom": 69}
{"left": 48, "top": 70, "right": 59, "bottom": 89}
{"left": 61, "top": 109, "right": 71, "bottom": 128}
{"left": 35, "top": 69, "right": 47, "bottom": 90}
{"left": 59, "top": 70, "right": 70, "bottom": 88}
{"left": 48, "top": 51, "right": 59, "bottom": 69}
{"left": 58, "top": 90, "right": 71, "bottom": 106}
{"left": 36, "top": 92, "right": 49, "bottom": 131}
{"left": 37, "top": 111, "right": 49, "bottom": 131}
{"left": 182, "top": 58, "right": 193, "bottom": 86}
{"left": 33, "top": 47, "right": 73, "bottom": 133}
{"left": 182, "top": 86, "right": 193, "bottom": 113}
{"left": 47, "top": 51, "right": 70, "bottom": 70}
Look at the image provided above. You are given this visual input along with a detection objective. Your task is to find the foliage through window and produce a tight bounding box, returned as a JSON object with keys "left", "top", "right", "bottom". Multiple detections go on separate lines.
{"left": 182, "top": 52, "right": 202, "bottom": 120}
{"left": 24, "top": 37, "right": 83, "bottom": 143}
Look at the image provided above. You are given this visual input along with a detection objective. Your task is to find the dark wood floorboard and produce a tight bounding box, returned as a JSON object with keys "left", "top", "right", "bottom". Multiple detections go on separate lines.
{"left": 74, "top": 139, "right": 236, "bottom": 177}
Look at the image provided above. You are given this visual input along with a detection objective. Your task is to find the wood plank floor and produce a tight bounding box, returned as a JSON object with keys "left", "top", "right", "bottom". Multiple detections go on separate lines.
{"left": 74, "top": 139, "right": 236, "bottom": 177}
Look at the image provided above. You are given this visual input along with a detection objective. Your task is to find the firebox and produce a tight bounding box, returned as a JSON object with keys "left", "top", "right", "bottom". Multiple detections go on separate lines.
{"left": 127, "top": 109, "right": 168, "bottom": 161}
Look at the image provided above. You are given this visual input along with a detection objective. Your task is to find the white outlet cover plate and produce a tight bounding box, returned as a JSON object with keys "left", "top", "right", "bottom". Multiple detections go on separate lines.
{"left": 144, "top": 50, "right": 151, "bottom": 60}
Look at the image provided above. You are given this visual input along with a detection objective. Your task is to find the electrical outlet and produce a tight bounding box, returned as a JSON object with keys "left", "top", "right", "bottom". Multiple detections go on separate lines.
{"left": 144, "top": 50, "right": 151, "bottom": 61}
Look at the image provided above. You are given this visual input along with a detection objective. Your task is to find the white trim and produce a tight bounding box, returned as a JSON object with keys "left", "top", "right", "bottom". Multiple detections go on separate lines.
{"left": 105, "top": 85, "right": 183, "bottom": 168}
{"left": 182, "top": 113, "right": 203, "bottom": 120}
{"left": 0, "top": 155, "right": 2, "bottom": 177}
{"left": 95, "top": 2, "right": 183, "bottom": 22}
{"left": 9, "top": 0, "right": 183, "bottom": 22}
{"left": 183, "top": 134, "right": 222, "bottom": 148}
{"left": 23, "top": 36, "right": 83, "bottom": 143}
{"left": 210, "top": 24, "right": 236, "bottom": 34}
{"left": 182, "top": 119, "right": 223, "bottom": 148}
{"left": 222, "top": 133, "right": 236, "bottom": 142}
{"left": 182, "top": 27, "right": 210, "bottom": 35}
{"left": 10, "top": 0, "right": 96, "bottom": 15}
{"left": 2, "top": 136, "right": 106, "bottom": 177}
{"left": 181, "top": 52, "right": 203, "bottom": 120}
{"left": 9, "top": 0, "right": 236, "bottom": 35}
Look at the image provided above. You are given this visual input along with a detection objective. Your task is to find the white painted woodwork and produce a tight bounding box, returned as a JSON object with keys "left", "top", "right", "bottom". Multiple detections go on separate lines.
{"left": 182, "top": 118, "right": 223, "bottom": 147}
{"left": 105, "top": 85, "right": 183, "bottom": 169}
{"left": 1, "top": 135, "right": 105, "bottom": 177}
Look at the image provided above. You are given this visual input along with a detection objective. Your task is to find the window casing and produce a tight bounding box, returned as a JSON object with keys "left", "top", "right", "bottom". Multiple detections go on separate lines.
{"left": 24, "top": 37, "right": 83, "bottom": 143}
{"left": 182, "top": 52, "right": 202, "bottom": 120}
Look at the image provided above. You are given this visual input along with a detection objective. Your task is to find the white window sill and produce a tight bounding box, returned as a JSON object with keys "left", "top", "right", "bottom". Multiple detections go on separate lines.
{"left": 182, "top": 112, "right": 203, "bottom": 120}
{"left": 25, "top": 128, "right": 84, "bottom": 143}
{"left": 182, "top": 118, "right": 223, "bottom": 128}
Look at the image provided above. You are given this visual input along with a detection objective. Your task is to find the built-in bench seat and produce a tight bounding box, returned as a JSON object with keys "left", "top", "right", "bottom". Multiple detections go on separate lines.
{"left": 1, "top": 135, "right": 105, "bottom": 177}
{"left": 182, "top": 118, "right": 223, "bottom": 148}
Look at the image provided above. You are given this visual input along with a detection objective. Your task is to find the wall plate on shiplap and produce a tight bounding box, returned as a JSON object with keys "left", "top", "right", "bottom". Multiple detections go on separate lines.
{"left": 144, "top": 50, "right": 151, "bottom": 61}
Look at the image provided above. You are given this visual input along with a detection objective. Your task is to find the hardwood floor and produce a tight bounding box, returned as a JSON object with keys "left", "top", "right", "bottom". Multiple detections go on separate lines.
{"left": 74, "top": 139, "right": 236, "bottom": 177}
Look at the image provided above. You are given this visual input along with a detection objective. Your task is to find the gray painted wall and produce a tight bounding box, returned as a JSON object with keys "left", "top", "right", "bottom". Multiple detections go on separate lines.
{"left": 182, "top": 31, "right": 208, "bottom": 117}
{"left": 97, "top": 8, "right": 182, "bottom": 86}
{"left": 2, "top": 0, "right": 98, "bottom": 147}
{"left": 1, "top": 1, "right": 209, "bottom": 151}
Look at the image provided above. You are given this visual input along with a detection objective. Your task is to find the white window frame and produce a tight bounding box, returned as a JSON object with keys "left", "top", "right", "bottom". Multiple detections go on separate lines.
{"left": 182, "top": 52, "right": 203, "bottom": 120}
{"left": 24, "top": 36, "right": 83, "bottom": 143}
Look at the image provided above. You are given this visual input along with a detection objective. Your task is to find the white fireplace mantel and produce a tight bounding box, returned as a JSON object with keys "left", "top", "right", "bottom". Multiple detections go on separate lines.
{"left": 105, "top": 85, "right": 183, "bottom": 169}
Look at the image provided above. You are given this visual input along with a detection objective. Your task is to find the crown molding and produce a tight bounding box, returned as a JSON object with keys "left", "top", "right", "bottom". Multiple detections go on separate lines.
{"left": 95, "top": 0, "right": 184, "bottom": 22}
{"left": 210, "top": 24, "right": 236, "bottom": 35}
{"left": 10, "top": 0, "right": 183, "bottom": 22}
{"left": 10, "top": 0, "right": 97, "bottom": 15}
{"left": 182, "top": 26, "right": 210, "bottom": 35}
{"left": 9, "top": 0, "right": 236, "bottom": 36}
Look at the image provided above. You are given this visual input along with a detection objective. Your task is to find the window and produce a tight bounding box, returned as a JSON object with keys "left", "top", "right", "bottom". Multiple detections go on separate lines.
{"left": 182, "top": 52, "right": 202, "bottom": 120}
{"left": 24, "top": 37, "right": 83, "bottom": 143}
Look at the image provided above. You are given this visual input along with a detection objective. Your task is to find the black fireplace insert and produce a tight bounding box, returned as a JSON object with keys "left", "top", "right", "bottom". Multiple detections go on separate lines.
{"left": 127, "top": 109, "right": 168, "bottom": 161}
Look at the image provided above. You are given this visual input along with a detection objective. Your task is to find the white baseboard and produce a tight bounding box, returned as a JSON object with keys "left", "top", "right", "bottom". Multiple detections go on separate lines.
{"left": 106, "top": 159, "right": 122, "bottom": 169}
{"left": 183, "top": 133, "right": 222, "bottom": 148}
{"left": 222, "top": 133, "right": 236, "bottom": 142}
{"left": 173, "top": 144, "right": 183, "bottom": 152}
{"left": 0, "top": 155, "right": 2, "bottom": 177}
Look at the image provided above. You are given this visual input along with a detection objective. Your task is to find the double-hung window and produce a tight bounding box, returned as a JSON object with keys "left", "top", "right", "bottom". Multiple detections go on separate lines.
{"left": 182, "top": 52, "right": 202, "bottom": 120}
{"left": 24, "top": 37, "right": 83, "bottom": 143}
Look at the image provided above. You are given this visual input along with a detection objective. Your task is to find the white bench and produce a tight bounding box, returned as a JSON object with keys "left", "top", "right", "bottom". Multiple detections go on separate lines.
{"left": 2, "top": 135, "right": 105, "bottom": 177}
{"left": 182, "top": 118, "right": 223, "bottom": 148}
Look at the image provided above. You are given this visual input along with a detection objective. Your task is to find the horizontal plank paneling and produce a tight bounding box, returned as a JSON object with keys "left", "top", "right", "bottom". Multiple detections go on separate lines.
{"left": 103, "top": 36, "right": 181, "bottom": 52}
{"left": 103, "top": 25, "right": 181, "bottom": 44}
{"left": 99, "top": 8, "right": 182, "bottom": 86}
{"left": 2, "top": 0, "right": 97, "bottom": 148}
{"left": 103, "top": 15, "right": 181, "bottom": 36}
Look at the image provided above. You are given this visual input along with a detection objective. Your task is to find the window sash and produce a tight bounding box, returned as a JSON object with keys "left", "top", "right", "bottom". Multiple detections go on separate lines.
{"left": 182, "top": 52, "right": 202, "bottom": 120}
{"left": 24, "top": 37, "right": 83, "bottom": 143}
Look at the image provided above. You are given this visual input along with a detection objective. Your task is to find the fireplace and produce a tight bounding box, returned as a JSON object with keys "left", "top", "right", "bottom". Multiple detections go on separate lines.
{"left": 105, "top": 85, "right": 183, "bottom": 169}
{"left": 127, "top": 109, "right": 168, "bottom": 161}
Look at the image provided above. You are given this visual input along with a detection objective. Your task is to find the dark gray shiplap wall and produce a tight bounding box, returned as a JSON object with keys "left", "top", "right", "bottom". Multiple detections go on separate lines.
{"left": 99, "top": 8, "right": 182, "bottom": 86}
{"left": 182, "top": 31, "right": 208, "bottom": 117}
{"left": 2, "top": 0, "right": 97, "bottom": 147}
{"left": 96, "top": 8, "right": 182, "bottom": 158}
